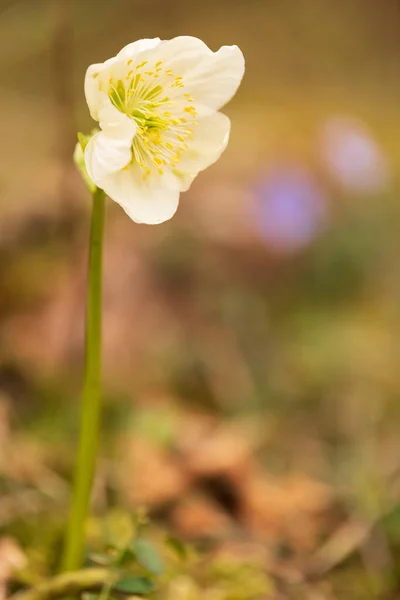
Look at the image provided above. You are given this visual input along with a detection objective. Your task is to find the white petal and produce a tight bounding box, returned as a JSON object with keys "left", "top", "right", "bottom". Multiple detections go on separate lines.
{"left": 84, "top": 57, "right": 133, "bottom": 121}
{"left": 85, "top": 37, "right": 244, "bottom": 121}
{"left": 150, "top": 37, "right": 244, "bottom": 112}
{"left": 149, "top": 36, "right": 212, "bottom": 69}
{"left": 85, "top": 63, "right": 108, "bottom": 121}
{"left": 98, "top": 101, "right": 137, "bottom": 139}
{"left": 98, "top": 166, "right": 180, "bottom": 224}
{"left": 174, "top": 112, "right": 231, "bottom": 191}
{"left": 116, "top": 38, "right": 161, "bottom": 60}
{"left": 184, "top": 45, "right": 244, "bottom": 112}
{"left": 84, "top": 131, "right": 133, "bottom": 184}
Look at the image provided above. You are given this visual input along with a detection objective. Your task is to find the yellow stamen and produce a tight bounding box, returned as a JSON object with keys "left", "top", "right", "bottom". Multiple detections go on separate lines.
{"left": 184, "top": 106, "right": 197, "bottom": 116}
{"left": 149, "top": 131, "right": 162, "bottom": 144}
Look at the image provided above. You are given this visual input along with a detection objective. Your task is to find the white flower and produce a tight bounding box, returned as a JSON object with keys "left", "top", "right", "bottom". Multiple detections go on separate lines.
{"left": 83, "top": 36, "right": 245, "bottom": 224}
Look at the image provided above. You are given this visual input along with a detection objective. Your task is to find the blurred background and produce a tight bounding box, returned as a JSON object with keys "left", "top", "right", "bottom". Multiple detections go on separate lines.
{"left": 2, "top": 0, "right": 400, "bottom": 597}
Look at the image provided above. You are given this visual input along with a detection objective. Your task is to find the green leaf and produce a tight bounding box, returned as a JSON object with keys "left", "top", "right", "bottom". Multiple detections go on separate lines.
{"left": 132, "top": 538, "right": 164, "bottom": 575}
{"left": 77, "top": 131, "right": 91, "bottom": 151}
{"left": 113, "top": 576, "right": 154, "bottom": 595}
{"left": 73, "top": 140, "right": 96, "bottom": 193}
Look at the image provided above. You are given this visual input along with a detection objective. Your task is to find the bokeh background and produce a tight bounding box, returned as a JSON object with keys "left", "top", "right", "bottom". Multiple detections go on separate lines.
{"left": 2, "top": 0, "right": 400, "bottom": 597}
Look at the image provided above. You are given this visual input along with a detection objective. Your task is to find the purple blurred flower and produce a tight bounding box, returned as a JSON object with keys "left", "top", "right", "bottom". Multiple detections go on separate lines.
{"left": 320, "top": 116, "right": 390, "bottom": 194}
{"left": 253, "top": 164, "right": 327, "bottom": 253}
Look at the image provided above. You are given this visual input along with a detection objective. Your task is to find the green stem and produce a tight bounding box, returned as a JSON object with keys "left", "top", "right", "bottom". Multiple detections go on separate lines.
{"left": 62, "top": 187, "right": 106, "bottom": 572}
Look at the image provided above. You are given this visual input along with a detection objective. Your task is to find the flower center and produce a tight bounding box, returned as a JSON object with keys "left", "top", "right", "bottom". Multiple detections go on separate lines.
{"left": 108, "top": 59, "right": 198, "bottom": 179}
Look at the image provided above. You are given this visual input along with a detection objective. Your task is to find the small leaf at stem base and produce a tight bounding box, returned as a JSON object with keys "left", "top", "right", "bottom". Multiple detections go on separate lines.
{"left": 131, "top": 539, "right": 164, "bottom": 575}
{"left": 113, "top": 575, "right": 155, "bottom": 595}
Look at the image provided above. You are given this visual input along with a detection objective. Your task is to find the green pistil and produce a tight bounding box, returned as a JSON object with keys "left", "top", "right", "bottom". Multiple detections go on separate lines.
{"left": 109, "top": 78, "right": 171, "bottom": 136}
